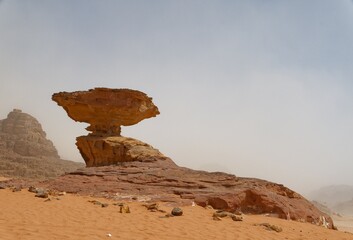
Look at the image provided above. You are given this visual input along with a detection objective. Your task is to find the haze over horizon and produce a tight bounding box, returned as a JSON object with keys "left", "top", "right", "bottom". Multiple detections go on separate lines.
{"left": 1, "top": 0, "right": 353, "bottom": 195}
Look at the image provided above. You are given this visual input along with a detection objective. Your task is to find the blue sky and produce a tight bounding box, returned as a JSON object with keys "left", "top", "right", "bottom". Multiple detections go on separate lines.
{"left": 1, "top": 0, "right": 353, "bottom": 194}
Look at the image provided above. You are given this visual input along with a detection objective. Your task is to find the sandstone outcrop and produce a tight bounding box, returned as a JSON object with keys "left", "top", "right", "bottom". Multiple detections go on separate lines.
{"left": 44, "top": 160, "right": 334, "bottom": 228}
{"left": 52, "top": 88, "right": 160, "bottom": 167}
{"left": 48, "top": 87, "right": 335, "bottom": 229}
{"left": 76, "top": 136, "right": 173, "bottom": 167}
{"left": 0, "top": 109, "right": 84, "bottom": 179}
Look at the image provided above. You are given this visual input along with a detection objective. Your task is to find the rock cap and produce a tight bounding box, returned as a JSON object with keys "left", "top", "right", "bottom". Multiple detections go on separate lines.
{"left": 52, "top": 88, "right": 160, "bottom": 135}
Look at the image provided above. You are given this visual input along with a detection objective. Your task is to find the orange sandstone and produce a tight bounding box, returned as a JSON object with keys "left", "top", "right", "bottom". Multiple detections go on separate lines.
{"left": 52, "top": 88, "right": 159, "bottom": 135}
{"left": 52, "top": 88, "right": 160, "bottom": 167}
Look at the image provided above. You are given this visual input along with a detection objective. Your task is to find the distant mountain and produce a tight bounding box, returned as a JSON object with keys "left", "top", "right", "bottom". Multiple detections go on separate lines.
{"left": 0, "top": 109, "right": 60, "bottom": 159}
{"left": 311, "top": 201, "right": 334, "bottom": 216}
{"left": 334, "top": 200, "right": 353, "bottom": 216}
{"left": 309, "top": 185, "right": 353, "bottom": 216}
{"left": 0, "top": 109, "right": 84, "bottom": 179}
{"left": 309, "top": 185, "right": 353, "bottom": 207}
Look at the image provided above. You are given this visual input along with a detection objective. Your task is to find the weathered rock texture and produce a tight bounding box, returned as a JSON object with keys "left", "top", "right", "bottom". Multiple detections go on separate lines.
{"left": 52, "top": 88, "right": 160, "bottom": 167}
{"left": 49, "top": 87, "right": 335, "bottom": 229}
{"left": 44, "top": 159, "right": 334, "bottom": 229}
{"left": 0, "top": 109, "right": 59, "bottom": 158}
{"left": 0, "top": 109, "right": 84, "bottom": 179}
{"left": 76, "top": 136, "right": 173, "bottom": 167}
{"left": 52, "top": 88, "right": 159, "bottom": 135}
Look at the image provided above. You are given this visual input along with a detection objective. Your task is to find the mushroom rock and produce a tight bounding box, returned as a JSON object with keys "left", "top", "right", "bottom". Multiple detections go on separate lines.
{"left": 52, "top": 88, "right": 165, "bottom": 167}
{"left": 50, "top": 87, "right": 335, "bottom": 229}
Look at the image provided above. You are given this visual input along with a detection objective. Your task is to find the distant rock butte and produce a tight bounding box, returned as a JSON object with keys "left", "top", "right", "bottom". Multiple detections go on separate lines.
{"left": 0, "top": 109, "right": 84, "bottom": 179}
{"left": 49, "top": 88, "right": 334, "bottom": 229}
{"left": 0, "top": 109, "right": 59, "bottom": 158}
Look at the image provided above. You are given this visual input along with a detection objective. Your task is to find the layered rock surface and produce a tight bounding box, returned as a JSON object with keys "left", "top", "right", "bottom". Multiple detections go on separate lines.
{"left": 44, "top": 158, "right": 334, "bottom": 228}
{"left": 0, "top": 109, "right": 84, "bottom": 179}
{"left": 52, "top": 88, "right": 159, "bottom": 135}
{"left": 76, "top": 136, "right": 173, "bottom": 167}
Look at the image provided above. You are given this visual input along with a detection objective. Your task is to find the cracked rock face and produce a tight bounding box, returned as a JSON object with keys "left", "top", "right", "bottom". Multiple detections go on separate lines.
{"left": 52, "top": 88, "right": 161, "bottom": 167}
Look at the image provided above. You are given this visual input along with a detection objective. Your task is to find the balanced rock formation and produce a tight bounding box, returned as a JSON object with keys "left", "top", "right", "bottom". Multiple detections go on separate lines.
{"left": 0, "top": 109, "right": 84, "bottom": 179}
{"left": 0, "top": 109, "right": 59, "bottom": 158}
{"left": 49, "top": 88, "right": 335, "bottom": 229}
{"left": 52, "top": 88, "right": 160, "bottom": 167}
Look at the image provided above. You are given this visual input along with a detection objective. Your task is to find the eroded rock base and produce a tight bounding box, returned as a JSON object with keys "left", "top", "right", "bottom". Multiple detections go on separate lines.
{"left": 76, "top": 135, "right": 173, "bottom": 167}
{"left": 43, "top": 161, "right": 334, "bottom": 229}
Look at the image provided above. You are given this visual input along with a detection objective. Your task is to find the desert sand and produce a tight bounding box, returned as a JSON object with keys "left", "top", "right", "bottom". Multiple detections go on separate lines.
{"left": 0, "top": 188, "right": 352, "bottom": 240}
{"left": 333, "top": 215, "right": 353, "bottom": 235}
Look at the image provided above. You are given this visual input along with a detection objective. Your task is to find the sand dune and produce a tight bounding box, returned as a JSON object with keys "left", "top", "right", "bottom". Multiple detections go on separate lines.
{"left": 0, "top": 189, "right": 352, "bottom": 240}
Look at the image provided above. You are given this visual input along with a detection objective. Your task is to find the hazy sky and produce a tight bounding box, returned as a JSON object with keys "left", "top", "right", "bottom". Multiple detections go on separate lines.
{"left": 1, "top": 0, "right": 353, "bottom": 195}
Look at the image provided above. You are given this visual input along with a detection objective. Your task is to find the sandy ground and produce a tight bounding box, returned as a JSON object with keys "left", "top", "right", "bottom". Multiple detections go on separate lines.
{"left": 333, "top": 215, "right": 353, "bottom": 234}
{"left": 0, "top": 189, "right": 353, "bottom": 240}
